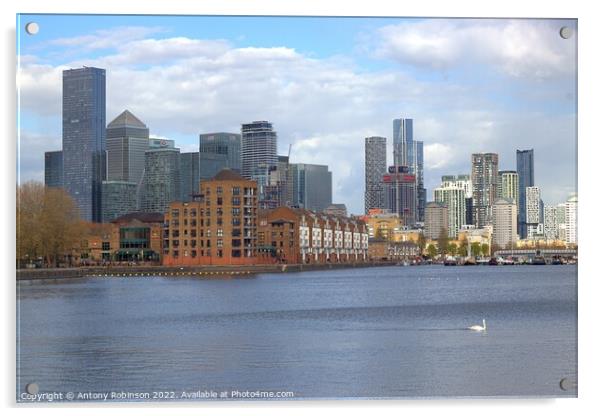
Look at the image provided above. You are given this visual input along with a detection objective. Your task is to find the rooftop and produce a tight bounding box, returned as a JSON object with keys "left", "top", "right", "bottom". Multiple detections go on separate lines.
{"left": 111, "top": 211, "right": 164, "bottom": 224}
{"left": 107, "top": 110, "right": 147, "bottom": 129}
{"left": 212, "top": 169, "right": 247, "bottom": 181}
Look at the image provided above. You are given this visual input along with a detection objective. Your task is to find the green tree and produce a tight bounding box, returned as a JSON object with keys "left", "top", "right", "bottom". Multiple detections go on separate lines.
{"left": 437, "top": 228, "right": 449, "bottom": 255}
{"left": 427, "top": 244, "right": 437, "bottom": 259}
{"left": 470, "top": 242, "right": 482, "bottom": 257}
{"left": 448, "top": 242, "right": 458, "bottom": 256}
{"left": 458, "top": 240, "right": 468, "bottom": 257}
{"left": 417, "top": 232, "right": 427, "bottom": 254}
{"left": 481, "top": 243, "right": 490, "bottom": 256}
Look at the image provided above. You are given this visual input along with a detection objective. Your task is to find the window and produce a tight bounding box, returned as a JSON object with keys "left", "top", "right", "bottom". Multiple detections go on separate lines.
{"left": 217, "top": 239, "right": 223, "bottom": 248}
{"left": 191, "top": 229, "right": 197, "bottom": 238}
{"left": 232, "top": 197, "right": 241, "bottom": 206}
{"left": 191, "top": 250, "right": 197, "bottom": 258}
{"left": 190, "top": 208, "right": 197, "bottom": 217}
{"left": 232, "top": 249, "right": 241, "bottom": 257}
{"left": 232, "top": 208, "right": 241, "bottom": 216}
{"left": 232, "top": 228, "right": 241, "bottom": 237}
{"left": 217, "top": 228, "right": 223, "bottom": 237}
{"left": 171, "top": 209, "right": 180, "bottom": 217}
{"left": 217, "top": 186, "right": 223, "bottom": 194}
{"left": 232, "top": 239, "right": 241, "bottom": 247}
{"left": 217, "top": 249, "right": 223, "bottom": 258}
{"left": 232, "top": 187, "right": 240, "bottom": 195}
{"left": 217, "top": 197, "right": 223, "bottom": 206}
{"left": 102, "top": 242, "right": 110, "bottom": 251}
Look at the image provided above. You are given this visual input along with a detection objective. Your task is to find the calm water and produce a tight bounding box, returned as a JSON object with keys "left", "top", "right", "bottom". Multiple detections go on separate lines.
{"left": 17, "top": 265, "right": 577, "bottom": 401}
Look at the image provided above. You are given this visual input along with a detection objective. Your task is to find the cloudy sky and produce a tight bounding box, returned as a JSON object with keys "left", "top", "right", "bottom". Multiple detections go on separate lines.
{"left": 17, "top": 15, "right": 577, "bottom": 214}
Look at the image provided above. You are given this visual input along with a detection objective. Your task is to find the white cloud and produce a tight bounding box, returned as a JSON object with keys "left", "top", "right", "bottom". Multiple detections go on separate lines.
{"left": 17, "top": 21, "right": 577, "bottom": 212}
{"left": 374, "top": 19, "right": 576, "bottom": 80}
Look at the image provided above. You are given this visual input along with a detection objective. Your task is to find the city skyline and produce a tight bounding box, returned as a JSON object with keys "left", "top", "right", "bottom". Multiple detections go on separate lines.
{"left": 18, "top": 16, "right": 577, "bottom": 214}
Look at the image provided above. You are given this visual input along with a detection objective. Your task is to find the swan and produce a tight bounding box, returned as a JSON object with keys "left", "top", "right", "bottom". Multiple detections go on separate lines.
{"left": 469, "top": 319, "right": 487, "bottom": 332}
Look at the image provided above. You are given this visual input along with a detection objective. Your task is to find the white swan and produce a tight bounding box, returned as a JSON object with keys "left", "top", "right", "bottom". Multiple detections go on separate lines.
{"left": 469, "top": 319, "right": 487, "bottom": 332}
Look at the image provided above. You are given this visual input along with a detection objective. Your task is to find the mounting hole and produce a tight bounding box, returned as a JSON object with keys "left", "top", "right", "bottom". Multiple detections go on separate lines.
{"left": 559, "top": 26, "right": 572, "bottom": 39}
{"left": 559, "top": 377, "right": 574, "bottom": 391}
{"left": 25, "top": 22, "right": 39, "bottom": 35}
{"left": 25, "top": 383, "right": 39, "bottom": 395}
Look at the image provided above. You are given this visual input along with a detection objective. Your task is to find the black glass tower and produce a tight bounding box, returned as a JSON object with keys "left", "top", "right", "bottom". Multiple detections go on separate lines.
{"left": 516, "top": 149, "right": 534, "bottom": 238}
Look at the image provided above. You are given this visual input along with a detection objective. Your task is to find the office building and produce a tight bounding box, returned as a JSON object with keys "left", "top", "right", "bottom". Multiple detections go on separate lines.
{"left": 471, "top": 153, "right": 499, "bottom": 227}
{"left": 180, "top": 152, "right": 200, "bottom": 202}
{"left": 383, "top": 166, "right": 417, "bottom": 227}
{"left": 241, "top": 121, "right": 278, "bottom": 180}
{"left": 199, "top": 132, "right": 242, "bottom": 179}
{"left": 526, "top": 186, "right": 541, "bottom": 238}
{"left": 424, "top": 202, "right": 449, "bottom": 240}
{"left": 498, "top": 170, "right": 519, "bottom": 203}
{"left": 106, "top": 110, "right": 149, "bottom": 186}
{"left": 62, "top": 67, "right": 106, "bottom": 222}
{"left": 162, "top": 169, "right": 258, "bottom": 265}
{"left": 364, "top": 136, "right": 387, "bottom": 213}
{"left": 564, "top": 194, "right": 578, "bottom": 245}
{"left": 543, "top": 205, "right": 559, "bottom": 240}
{"left": 140, "top": 147, "right": 181, "bottom": 213}
{"left": 101, "top": 181, "right": 138, "bottom": 222}
{"left": 393, "top": 118, "right": 413, "bottom": 167}
{"left": 44, "top": 150, "right": 63, "bottom": 188}
{"left": 414, "top": 140, "right": 426, "bottom": 222}
{"left": 517, "top": 149, "right": 535, "bottom": 238}
{"left": 290, "top": 163, "right": 333, "bottom": 212}
{"left": 492, "top": 198, "right": 518, "bottom": 249}
{"left": 148, "top": 137, "right": 175, "bottom": 148}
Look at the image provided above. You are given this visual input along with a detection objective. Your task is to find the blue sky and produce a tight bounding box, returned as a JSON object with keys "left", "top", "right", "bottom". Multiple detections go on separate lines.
{"left": 17, "top": 14, "right": 577, "bottom": 214}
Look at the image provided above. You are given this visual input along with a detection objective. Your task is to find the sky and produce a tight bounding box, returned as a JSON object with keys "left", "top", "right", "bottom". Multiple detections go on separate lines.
{"left": 16, "top": 14, "right": 577, "bottom": 215}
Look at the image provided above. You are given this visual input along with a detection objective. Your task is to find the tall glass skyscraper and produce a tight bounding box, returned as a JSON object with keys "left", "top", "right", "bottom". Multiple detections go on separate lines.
{"left": 241, "top": 121, "right": 278, "bottom": 180}
{"left": 393, "top": 118, "right": 413, "bottom": 167}
{"left": 106, "top": 110, "right": 149, "bottom": 186}
{"left": 180, "top": 152, "right": 200, "bottom": 201}
{"left": 516, "top": 149, "right": 534, "bottom": 238}
{"left": 290, "top": 163, "right": 333, "bottom": 212}
{"left": 62, "top": 67, "right": 106, "bottom": 222}
{"left": 199, "top": 132, "right": 242, "bottom": 179}
{"left": 44, "top": 150, "right": 63, "bottom": 188}
{"left": 140, "top": 147, "right": 181, "bottom": 213}
{"left": 471, "top": 153, "right": 499, "bottom": 227}
{"left": 414, "top": 140, "right": 426, "bottom": 222}
{"left": 364, "top": 136, "right": 387, "bottom": 213}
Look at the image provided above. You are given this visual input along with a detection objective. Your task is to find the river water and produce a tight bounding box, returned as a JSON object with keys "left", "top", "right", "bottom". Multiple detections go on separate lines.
{"left": 17, "top": 265, "right": 577, "bottom": 401}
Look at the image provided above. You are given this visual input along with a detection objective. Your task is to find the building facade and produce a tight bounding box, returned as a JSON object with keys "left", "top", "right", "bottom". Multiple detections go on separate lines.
{"left": 180, "top": 152, "right": 200, "bottom": 202}
{"left": 393, "top": 118, "right": 413, "bottom": 167}
{"left": 498, "top": 170, "right": 519, "bottom": 203}
{"left": 290, "top": 163, "right": 333, "bottom": 212}
{"left": 414, "top": 140, "right": 426, "bottom": 222}
{"left": 492, "top": 199, "right": 518, "bottom": 249}
{"left": 471, "top": 153, "right": 499, "bottom": 228}
{"left": 241, "top": 121, "right": 278, "bottom": 180}
{"left": 258, "top": 206, "right": 368, "bottom": 264}
{"left": 101, "top": 181, "right": 138, "bottom": 222}
{"left": 383, "top": 166, "right": 417, "bottom": 227}
{"left": 434, "top": 183, "right": 466, "bottom": 239}
{"left": 106, "top": 110, "right": 149, "bottom": 187}
{"left": 517, "top": 149, "right": 535, "bottom": 238}
{"left": 140, "top": 147, "right": 181, "bottom": 213}
{"left": 526, "top": 186, "right": 542, "bottom": 238}
{"left": 323, "top": 204, "right": 348, "bottom": 217}
{"left": 424, "top": 202, "right": 449, "bottom": 240}
{"left": 564, "top": 194, "right": 577, "bottom": 245}
{"left": 162, "top": 169, "right": 258, "bottom": 265}
{"left": 44, "top": 150, "right": 63, "bottom": 188}
{"left": 543, "top": 205, "right": 559, "bottom": 240}
{"left": 199, "top": 132, "right": 242, "bottom": 178}
{"left": 62, "top": 67, "right": 106, "bottom": 222}
{"left": 364, "top": 136, "right": 387, "bottom": 213}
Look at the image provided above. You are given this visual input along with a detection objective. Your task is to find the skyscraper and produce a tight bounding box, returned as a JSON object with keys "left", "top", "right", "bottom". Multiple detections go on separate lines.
{"left": 543, "top": 205, "right": 559, "bottom": 240}
{"left": 497, "top": 170, "right": 519, "bottom": 203}
{"left": 414, "top": 140, "right": 426, "bottom": 222}
{"left": 101, "top": 181, "right": 138, "bottom": 222}
{"left": 471, "top": 153, "right": 499, "bottom": 227}
{"left": 62, "top": 67, "right": 106, "bottom": 222}
{"left": 564, "top": 194, "right": 578, "bottom": 245}
{"left": 516, "top": 149, "right": 535, "bottom": 238}
{"left": 424, "top": 202, "right": 448, "bottom": 240}
{"left": 364, "top": 136, "right": 387, "bottom": 213}
{"left": 290, "top": 163, "right": 333, "bottom": 212}
{"left": 383, "top": 166, "right": 417, "bottom": 227}
{"left": 393, "top": 118, "right": 413, "bottom": 167}
{"left": 44, "top": 150, "right": 63, "bottom": 188}
{"left": 526, "top": 186, "right": 541, "bottom": 238}
{"left": 140, "top": 147, "right": 181, "bottom": 213}
{"left": 106, "top": 110, "right": 149, "bottom": 186}
{"left": 180, "top": 152, "right": 200, "bottom": 202}
{"left": 434, "top": 184, "right": 466, "bottom": 239}
{"left": 241, "top": 121, "right": 278, "bottom": 180}
{"left": 199, "top": 132, "right": 242, "bottom": 179}
{"left": 492, "top": 198, "right": 518, "bottom": 249}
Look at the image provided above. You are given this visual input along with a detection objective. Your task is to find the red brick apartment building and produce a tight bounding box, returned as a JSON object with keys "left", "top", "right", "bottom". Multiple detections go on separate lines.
{"left": 162, "top": 169, "right": 258, "bottom": 266}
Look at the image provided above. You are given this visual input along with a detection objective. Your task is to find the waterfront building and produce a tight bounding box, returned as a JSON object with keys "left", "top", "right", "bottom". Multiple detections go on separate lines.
{"left": 471, "top": 153, "right": 499, "bottom": 227}
{"left": 162, "top": 169, "right": 258, "bottom": 265}
{"left": 358, "top": 209, "right": 403, "bottom": 241}
{"left": 290, "top": 163, "right": 333, "bottom": 212}
{"left": 44, "top": 150, "right": 63, "bottom": 188}
{"left": 383, "top": 166, "right": 417, "bottom": 227}
{"left": 106, "top": 110, "right": 149, "bottom": 186}
{"left": 526, "top": 186, "right": 542, "bottom": 237}
{"left": 368, "top": 239, "right": 420, "bottom": 261}
{"left": 364, "top": 136, "right": 387, "bottom": 213}
{"left": 498, "top": 170, "right": 519, "bottom": 203}
{"left": 258, "top": 206, "right": 368, "bottom": 264}
{"left": 564, "top": 194, "right": 578, "bottom": 245}
{"left": 457, "top": 225, "right": 493, "bottom": 255}
{"left": 424, "top": 202, "right": 449, "bottom": 240}
{"left": 323, "top": 204, "right": 348, "bottom": 217}
{"left": 241, "top": 121, "right": 278, "bottom": 180}
{"left": 101, "top": 181, "right": 138, "bottom": 222}
{"left": 140, "top": 147, "right": 181, "bottom": 213}
{"left": 180, "top": 152, "right": 200, "bottom": 202}
{"left": 62, "top": 67, "right": 106, "bottom": 222}
{"left": 492, "top": 198, "right": 518, "bottom": 249}
{"left": 199, "top": 132, "right": 242, "bottom": 178}
{"left": 434, "top": 183, "right": 466, "bottom": 239}
{"left": 517, "top": 149, "right": 535, "bottom": 238}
